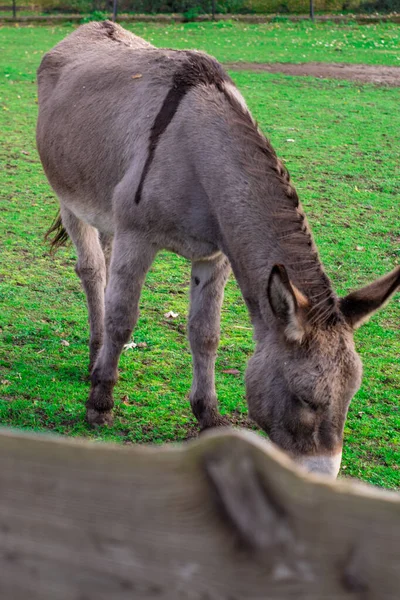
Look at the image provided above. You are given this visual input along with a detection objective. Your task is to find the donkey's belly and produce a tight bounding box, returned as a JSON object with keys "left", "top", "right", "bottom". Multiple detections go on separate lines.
{"left": 163, "top": 237, "right": 221, "bottom": 262}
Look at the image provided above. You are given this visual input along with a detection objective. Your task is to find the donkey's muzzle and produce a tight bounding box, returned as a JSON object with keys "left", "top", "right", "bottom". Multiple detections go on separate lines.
{"left": 294, "top": 451, "right": 343, "bottom": 479}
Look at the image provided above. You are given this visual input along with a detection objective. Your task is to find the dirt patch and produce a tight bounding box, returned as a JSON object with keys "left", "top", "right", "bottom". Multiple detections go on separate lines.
{"left": 225, "top": 62, "right": 400, "bottom": 86}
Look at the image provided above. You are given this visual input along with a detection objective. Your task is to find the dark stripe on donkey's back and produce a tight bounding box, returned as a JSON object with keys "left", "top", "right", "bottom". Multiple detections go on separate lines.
{"left": 134, "top": 52, "right": 232, "bottom": 204}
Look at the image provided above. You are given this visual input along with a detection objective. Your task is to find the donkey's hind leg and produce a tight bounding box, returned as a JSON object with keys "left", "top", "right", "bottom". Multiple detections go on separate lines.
{"left": 87, "top": 231, "right": 157, "bottom": 426}
{"left": 189, "top": 253, "right": 231, "bottom": 430}
{"left": 60, "top": 205, "right": 107, "bottom": 371}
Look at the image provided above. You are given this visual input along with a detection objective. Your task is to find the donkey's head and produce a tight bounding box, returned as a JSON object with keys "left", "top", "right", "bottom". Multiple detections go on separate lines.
{"left": 246, "top": 264, "right": 400, "bottom": 478}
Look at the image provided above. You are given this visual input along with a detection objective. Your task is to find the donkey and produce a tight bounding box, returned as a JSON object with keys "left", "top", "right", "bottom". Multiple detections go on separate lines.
{"left": 37, "top": 21, "right": 399, "bottom": 477}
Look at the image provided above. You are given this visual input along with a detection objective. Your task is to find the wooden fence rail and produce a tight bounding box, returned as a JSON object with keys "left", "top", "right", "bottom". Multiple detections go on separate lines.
{"left": 0, "top": 427, "right": 399, "bottom": 599}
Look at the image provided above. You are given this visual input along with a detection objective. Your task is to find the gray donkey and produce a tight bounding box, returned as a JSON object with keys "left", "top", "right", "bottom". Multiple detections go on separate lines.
{"left": 37, "top": 21, "right": 399, "bottom": 477}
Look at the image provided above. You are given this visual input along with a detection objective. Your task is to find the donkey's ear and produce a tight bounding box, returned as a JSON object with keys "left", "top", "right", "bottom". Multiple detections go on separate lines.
{"left": 267, "top": 264, "right": 309, "bottom": 343}
{"left": 339, "top": 266, "right": 400, "bottom": 329}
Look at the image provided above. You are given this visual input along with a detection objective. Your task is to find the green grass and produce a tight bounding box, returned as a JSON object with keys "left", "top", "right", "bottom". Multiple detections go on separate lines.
{"left": 130, "top": 21, "right": 400, "bottom": 65}
{"left": 0, "top": 24, "right": 399, "bottom": 488}
{"left": 1, "top": 20, "right": 400, "bottom": 65}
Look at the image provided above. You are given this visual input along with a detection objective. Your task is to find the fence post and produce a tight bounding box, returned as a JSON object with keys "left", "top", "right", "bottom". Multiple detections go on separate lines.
{"left": 212, "top": 0, "right": 215, "bottom": 20}
{"left": 309, "top": 0, "right": 314, "bottom": 20}
{"left": 12, "top": 0, "right": 16, "bottom": 18}
{"left": 112, "top": 0, "right": 118, "bottom": 21}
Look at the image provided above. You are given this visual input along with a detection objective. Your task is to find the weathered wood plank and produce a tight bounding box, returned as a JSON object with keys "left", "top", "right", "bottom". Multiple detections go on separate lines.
{"left": 0, "top": 427, "right": 399, "bottom": 599}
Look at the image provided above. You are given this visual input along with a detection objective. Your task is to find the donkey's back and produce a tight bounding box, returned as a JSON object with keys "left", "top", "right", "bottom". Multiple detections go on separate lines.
{"left": 37, "top": 21, "right": 220, "bottom": 234}
{"left": 37, "top": 20, "right": 154, "bottom": 106}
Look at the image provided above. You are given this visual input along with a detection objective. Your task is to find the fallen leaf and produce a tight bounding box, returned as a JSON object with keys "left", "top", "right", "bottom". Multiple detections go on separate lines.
{"left": 286, "top": 138, "right": 295, "bottom": 142}
{"left": 222, "top": 369, "right": 240, "bottom": 376}
{"left": 1, "top": 379, "right": 11, "bottom": 385}
{"left": 121, "top": 395, "right": 130, "bottom": 405}
{"left": 124, "top": 341, "right": 137, "bottom": 350}
{"left": 137, "top": 342, "right": 147, "bottom": 348}
{"left": 131, "top": 73, "right": 143, "bottom": 79}
{"left": 356, "top": 245, "right": 364, "bottom": 251}
{"left": 21, "top": 150, "right": 30, "bottom": 155}
{"left": 164, "top": 311, "right": 179, "bottom": 319}
{"left": 60, "top": 339, "right": 70, "bottom": 346}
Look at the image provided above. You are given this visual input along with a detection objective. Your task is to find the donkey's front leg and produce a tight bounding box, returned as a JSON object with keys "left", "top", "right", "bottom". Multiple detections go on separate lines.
{"left": 189, "top": 254, "right": 231, "bottom": 430}
{"left": 86, "top": 232, "right": 157, "bottom": 426}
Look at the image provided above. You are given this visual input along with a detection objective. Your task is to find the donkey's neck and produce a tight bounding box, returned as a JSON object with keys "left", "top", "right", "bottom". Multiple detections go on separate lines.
{"left": 193, "top": 96, "right": 338, "bottom": 331}
{"left": 222, "top": 187, "right": 338, "bottom": 333}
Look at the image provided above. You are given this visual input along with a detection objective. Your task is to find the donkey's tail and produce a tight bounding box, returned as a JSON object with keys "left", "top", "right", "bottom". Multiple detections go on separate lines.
{"left": 45, "top": 210, "right": 69, "bottom": 253}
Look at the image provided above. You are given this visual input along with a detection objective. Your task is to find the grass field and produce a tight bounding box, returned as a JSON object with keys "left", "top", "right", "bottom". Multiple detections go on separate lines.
{"left": 1, "top": 20, "right": 400, "bottom": 65}
{"left": 0, "top": 23, "right": 399, "bottom": 488}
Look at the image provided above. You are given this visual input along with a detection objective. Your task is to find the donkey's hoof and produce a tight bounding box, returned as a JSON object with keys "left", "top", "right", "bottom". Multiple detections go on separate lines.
{"left": 86, "top": 408, "right": 114, "bottom": 427}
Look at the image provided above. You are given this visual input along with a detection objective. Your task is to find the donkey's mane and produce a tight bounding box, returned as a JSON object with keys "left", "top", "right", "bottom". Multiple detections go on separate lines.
{"left": 221, "top": 87, "right": 341, "bottom": 327}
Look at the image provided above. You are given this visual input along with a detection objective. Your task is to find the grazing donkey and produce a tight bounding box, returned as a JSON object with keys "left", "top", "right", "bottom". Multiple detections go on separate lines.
{"left": 37, "top": 21, "right": 399, "bottom": 477}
